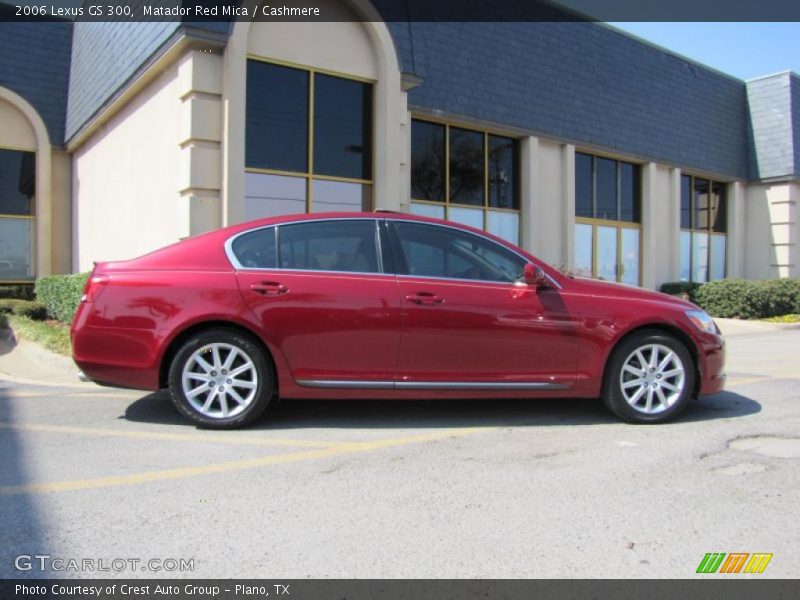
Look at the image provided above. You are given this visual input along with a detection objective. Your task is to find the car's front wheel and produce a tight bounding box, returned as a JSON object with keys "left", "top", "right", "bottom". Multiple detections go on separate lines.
{"left": 167, "top": 328, "right": 273, "bottom": 429}
{"left": 602, "top": 330, "right": 695, "bottom": 423}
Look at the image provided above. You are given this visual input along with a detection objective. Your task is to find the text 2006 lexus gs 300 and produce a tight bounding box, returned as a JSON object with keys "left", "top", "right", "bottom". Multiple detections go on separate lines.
{"left": 71, "top": 212, "right": 725, "bottom": 428}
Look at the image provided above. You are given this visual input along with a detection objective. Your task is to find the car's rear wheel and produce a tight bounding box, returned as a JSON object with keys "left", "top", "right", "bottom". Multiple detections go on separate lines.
{"left": 167, "top": 328, "right": 273, "bottom": 429}
{"left": 602, "top": 330, "right": 695, "bottom": 424}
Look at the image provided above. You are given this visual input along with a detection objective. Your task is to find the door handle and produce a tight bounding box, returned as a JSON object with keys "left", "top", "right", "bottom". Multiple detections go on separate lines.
{"left": 250, "top": 282, "right": 288, "bottom": 296}
{"left": 405, "top": 292, "right": 444, "bottom": 305}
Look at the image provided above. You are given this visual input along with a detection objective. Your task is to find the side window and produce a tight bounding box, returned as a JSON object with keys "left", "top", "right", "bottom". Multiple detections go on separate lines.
{"left": 278, "top": 220, "right": 380, "bottom": 274}
{"left": 393, "top": 222, "right": 526, "bottom": 283}
{"left": 231, "top": 227, "right": 277, "bottom": 269}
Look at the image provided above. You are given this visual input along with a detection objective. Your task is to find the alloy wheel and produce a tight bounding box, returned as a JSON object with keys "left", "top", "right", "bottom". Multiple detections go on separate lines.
{"left": 181, "top": 343, "right": 259, "bottom": 419}
{"left": 618, "top": 343, "right": 686, "bottom": 415}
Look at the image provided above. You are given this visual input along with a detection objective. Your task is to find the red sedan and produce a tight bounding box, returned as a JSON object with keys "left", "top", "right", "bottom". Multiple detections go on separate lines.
{"left": 71, "top": 212, "right": 725, "bottom": 428}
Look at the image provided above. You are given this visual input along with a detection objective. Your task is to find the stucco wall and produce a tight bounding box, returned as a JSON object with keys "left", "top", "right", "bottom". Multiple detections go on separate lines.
{"left": 0, "top": 99, "right": 37, "bottom": 150}
{"left": 72, "top": 63, "right": 182, "bottom": 271}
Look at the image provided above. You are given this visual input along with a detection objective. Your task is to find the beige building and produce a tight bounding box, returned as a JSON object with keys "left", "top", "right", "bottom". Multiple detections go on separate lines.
{"left": 1, "top": 2, "right": 798, "bottom": 289}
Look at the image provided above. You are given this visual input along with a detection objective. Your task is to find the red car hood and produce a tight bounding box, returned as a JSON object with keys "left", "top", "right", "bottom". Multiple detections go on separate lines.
{"left": 568, "top": 277, "right": 698, "bottom": 310}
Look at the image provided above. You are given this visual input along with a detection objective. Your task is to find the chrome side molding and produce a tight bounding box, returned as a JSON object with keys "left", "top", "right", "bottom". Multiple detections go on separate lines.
{"left": 296, "top": 379, "right": 568, "bottom": 391}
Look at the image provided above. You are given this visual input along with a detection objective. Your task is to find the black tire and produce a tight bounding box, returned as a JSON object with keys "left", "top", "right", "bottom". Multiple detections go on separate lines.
{"left": 167, "top": 328, "right": 274, "bottom": 429}
{"left": 602, "top": 329, "right": 695, "bottom": 424}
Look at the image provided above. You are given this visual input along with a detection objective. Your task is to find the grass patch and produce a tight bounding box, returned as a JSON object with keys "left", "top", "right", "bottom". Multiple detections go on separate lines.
{"left": 6, "top": 314, "right": 72, "bottom": 356}
{"left": 761, "top": 314, "right": 800, "bottom": 323}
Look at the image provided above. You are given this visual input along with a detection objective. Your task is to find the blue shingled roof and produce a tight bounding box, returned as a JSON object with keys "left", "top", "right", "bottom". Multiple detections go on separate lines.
{"left": 0, "top": 19, "right": 73, "bottom": 146}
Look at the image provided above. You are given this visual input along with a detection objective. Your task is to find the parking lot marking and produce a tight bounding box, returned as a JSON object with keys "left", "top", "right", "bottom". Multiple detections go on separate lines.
{"left": 0, "top": 427, "right": 491, "bottom": 496}
{"left": 0, "top": 421, "right": 342, "bottom": 449}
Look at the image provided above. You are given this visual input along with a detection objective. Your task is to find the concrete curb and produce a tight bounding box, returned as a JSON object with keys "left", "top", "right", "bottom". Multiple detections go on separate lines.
{"left": 0, "top": 327, "right": 93, "bottom": 388}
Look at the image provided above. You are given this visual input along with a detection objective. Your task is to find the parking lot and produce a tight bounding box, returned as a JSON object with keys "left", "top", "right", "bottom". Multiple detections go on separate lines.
{"left": 1, "top": 321, "right": 798, "bottom": 579}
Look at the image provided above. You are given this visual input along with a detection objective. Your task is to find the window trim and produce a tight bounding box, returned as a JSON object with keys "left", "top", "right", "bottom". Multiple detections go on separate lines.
{"left": 680, "top": 174, "right": 728, "bottom": 282}
{"left": 224, "top": 216, "right": 557, "bottom": 287}
{"left": 574, "top": 151, "right": 643, "bottom": 285}
{"left": 410, "top": 116, "right": 522, "bottom": 241}
{"left": 245, "top": 56, "right": 376, "bottom": 212}
{"left": 573, "top": 217, "right": 642, "bottom": 284}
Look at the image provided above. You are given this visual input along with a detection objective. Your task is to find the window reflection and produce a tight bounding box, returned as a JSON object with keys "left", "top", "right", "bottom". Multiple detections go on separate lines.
{"left": 574, "top": 223, "right": 593, "bottom": 278}
{"left": 313, "top": 74, "right": 372, "bottom": 180}
{"left": 449, "top": 127, "right": 484, "bottom": 206}
{"left": 245, "top": 61, "right": 308, "bottom": 173}
{"left": 245, "top": 173, "right": 306, "bottom": 220}
{"left": 597, "top": 226, "right": 618, "bottom": 281}
{"left": 488, "top": 136, "right": 518, "bottom": 210}
{"left": 0, "top": 218, "right": 35, "bottom": 281}
{"left": 311, "top": 180, "right": 371, "bottom": 213}
{"left": 411, "top": 121, "right": 445, "bottom": 201}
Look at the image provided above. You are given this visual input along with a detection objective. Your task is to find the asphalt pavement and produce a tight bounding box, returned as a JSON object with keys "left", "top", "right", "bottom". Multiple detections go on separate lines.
{"left": 0, "top": 319, "right": 798, "bottom": 578}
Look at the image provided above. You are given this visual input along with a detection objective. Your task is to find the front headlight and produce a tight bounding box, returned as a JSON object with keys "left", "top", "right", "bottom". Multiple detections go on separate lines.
{"left": 685, "top": 310, "right": 718, "bottom": 334}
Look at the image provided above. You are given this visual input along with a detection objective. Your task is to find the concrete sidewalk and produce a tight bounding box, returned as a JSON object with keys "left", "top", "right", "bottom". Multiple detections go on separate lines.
{"left": 0, "top": 328, "right": 90, "bottom": 387}
{"left": 715, "top": 317, "right": 800, "bottom": 337}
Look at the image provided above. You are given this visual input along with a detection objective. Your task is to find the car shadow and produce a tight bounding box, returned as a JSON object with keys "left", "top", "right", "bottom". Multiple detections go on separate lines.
{"left": 121, "top": 390, "right": 760, "bottom": 430}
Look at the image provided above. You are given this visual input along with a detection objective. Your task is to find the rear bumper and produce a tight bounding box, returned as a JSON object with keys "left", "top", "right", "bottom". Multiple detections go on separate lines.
{"left": 71, "top": 322, "right": 162, "bottom": 391}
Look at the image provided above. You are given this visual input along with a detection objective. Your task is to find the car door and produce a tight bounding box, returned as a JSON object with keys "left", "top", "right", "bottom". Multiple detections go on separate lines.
{"left": 232, "top": 218, "right": 402, "bottom": 385}
{"left": 388, "top": 220, "right": 579, "bottom": 389}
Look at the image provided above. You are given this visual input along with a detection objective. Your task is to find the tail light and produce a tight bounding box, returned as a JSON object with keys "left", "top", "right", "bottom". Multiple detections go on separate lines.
{"left": 80, "top": 273, "right": 110, "bottom": 303}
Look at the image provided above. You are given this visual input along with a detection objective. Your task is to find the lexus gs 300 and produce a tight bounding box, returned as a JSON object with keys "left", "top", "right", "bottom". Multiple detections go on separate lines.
{"left": 71, "top": 212, "right": 725, "bottom": 428}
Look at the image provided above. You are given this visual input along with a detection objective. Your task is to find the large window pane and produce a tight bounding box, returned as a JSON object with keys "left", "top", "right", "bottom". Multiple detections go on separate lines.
{"left": 311, "top": 180, "right": 371, "bottom": 213}
{"left": 711, "top": 182, "right": 727, "bottom": 233}
{"left": 245, "top": 173, "right": 306, "bottom": 220}
{"left": 680, "top": 175, "right": 692, "bottom": 230}
{"left": 246, "top": 60, "right": 308, "bottom": 172}
{"left": 0, "top": 218, "right": 34, "bottom": 281}
{"left": 448, "top": 206, "right": 483, "bottom": 230}
{"left": 575, "top": 152, "right": 593, "bottom": 218}
{"left": 0, "top": 149, "right": 35, "bottom": 216}
{"left": 487, "top": 211, "right": 519, "bottom": 245}
{"left": 449, "top": 127, "right": 484, "bottom": 206}
{"left": 411, "top": 121, "right": 445, "bottom": 201}
{"left": 574, "top": 223, "right": 593, "bottom": 278}
{"left": 710, "top": 234, "right": 726, "bottom": 281}
{"left": 314, "top": 74, "right": 372, "bottom": 180}
{"left": 692, "top": 231, "right": 709, "bottom": 283}
{"left": 620, "top": 228, "right": 640, "bottom": 285}
{"left": 679, "top": 231, "right": 692, "bottom": 282}
{"left": 278, "top": 220, "right": 379, "bottom": 273}
{"left": 410, "top": 202, "right": 445, "bottom": 220}
{"left": 595, "top": 157, "right": 618, "bottom": 221}
{"left": 693, "top": 179, "right": 710, "bottom": 230}
{"left": 619, "top": 162, "right": 640, "bottom": 223}
{"left": 488, "top": 135, "right": 518, "bottom": 209}
{"left": 597, "top": 226, "right": 618, "bottom": 281}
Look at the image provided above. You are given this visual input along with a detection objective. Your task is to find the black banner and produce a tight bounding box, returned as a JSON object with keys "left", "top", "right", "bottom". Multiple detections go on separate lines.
{"left": 2, "top": 579, "right": 800, "bottom": 600}
{"left": 2, "top": 0, "right": 800, "bottom": 23}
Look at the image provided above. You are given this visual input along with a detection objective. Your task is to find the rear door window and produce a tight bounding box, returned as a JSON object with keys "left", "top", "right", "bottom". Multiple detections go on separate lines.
{"left": 277, "top": 220, "right": 381, "bottom": 274}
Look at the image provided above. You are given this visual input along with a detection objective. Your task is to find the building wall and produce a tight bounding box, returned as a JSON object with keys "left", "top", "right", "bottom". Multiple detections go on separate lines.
{"left": 66, "top": 21, "right": 181, "bottom": 141}
{"left": 745, "top": 182, "right": 799, "bottom": 279}
{"left": 72, "top": 62, "right": 183, "bottom": 271}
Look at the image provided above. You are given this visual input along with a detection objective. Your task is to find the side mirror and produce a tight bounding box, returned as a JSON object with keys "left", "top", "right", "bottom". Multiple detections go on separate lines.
{"left": 523, "top": 263, "right": 550, "bottom": 288}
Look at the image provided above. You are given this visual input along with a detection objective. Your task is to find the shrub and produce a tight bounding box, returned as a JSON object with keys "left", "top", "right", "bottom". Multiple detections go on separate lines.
{"left": 35, "top": 272, "right": 90, "bottom": 323}
{"left": 659, "top": 281, "right": 702, "bottom": 302}
{"left": 766, "top": 277, "right": 800, "bottom": 316}
{"left": 0, "top": 298, "right": 48, "bottom": 320}
{"left": 0, "top": 284, "right": 35, "bottom": 300}
{"left": 693, "top": 279, "right": 768, "bottom": 319}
